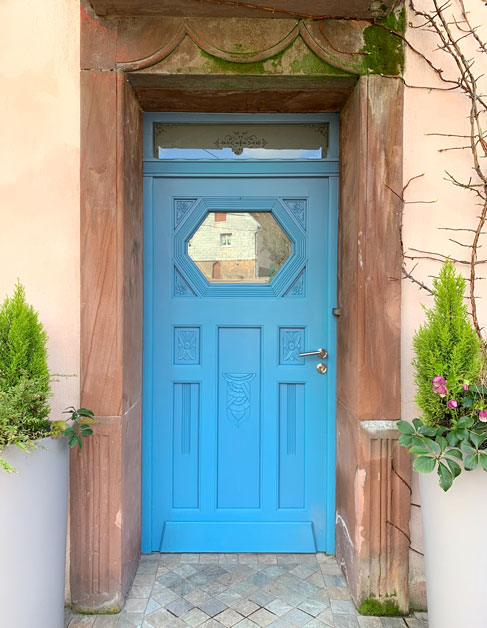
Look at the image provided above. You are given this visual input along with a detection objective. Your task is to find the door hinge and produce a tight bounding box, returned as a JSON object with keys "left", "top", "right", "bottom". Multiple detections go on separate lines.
{"left": 333, "top": 308, "right": 341, "bottom": 317}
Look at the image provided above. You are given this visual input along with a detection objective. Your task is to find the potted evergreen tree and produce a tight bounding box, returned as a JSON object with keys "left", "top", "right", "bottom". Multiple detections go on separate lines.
{"left": 398, "top": 260, "right": 487, "bottom": 628}
{"left": 0, "top": 283, "right": 94, "bottom": 628}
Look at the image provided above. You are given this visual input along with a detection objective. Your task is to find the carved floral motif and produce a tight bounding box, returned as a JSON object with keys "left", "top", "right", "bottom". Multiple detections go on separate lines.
{"left": 214, "top": 131, "right": 267, "bottom": 155}
{"left": 175, "top": 328, "right": 199, "bottom": 363}
{"left": 174, "top": 199, "right": 196, "bottom": 228}
{"left": 284, "top": 199, "right": 306, "bottom": 230}
{"left": 223, "top": 373, "right": 256, "bottom": 427}
{"left": 174, "top": 268, "right": 196, "bottom": 297}
{"left": 284, "top": 269, "right": 305, "bottom": 297}
{"left": 280, "top": 329, "right": 304, "bottom": 363}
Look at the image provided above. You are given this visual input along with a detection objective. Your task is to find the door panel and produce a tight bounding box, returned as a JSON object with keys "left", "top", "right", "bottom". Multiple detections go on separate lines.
{"left": 143, "top": 175, "right": 337, "bottom": 553}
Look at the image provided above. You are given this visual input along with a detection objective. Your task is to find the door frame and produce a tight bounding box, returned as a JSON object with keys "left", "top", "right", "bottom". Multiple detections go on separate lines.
{"left": 76, "top": 73, "right": 407, "bottom": 612}
{"left": 141, "top": 112, "right": 339, "bottom": 553}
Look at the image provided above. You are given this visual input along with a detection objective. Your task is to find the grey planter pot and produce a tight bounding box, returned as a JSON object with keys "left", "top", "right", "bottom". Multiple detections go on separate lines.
{"left": 419, "top": 468, "right": 487, "bottom": 628}
{"left": 0, "top": 437, "right": 69, "bottom": 628}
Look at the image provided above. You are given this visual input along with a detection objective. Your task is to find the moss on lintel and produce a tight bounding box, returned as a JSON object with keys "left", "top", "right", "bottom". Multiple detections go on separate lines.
{"left": 361, "top": 7, "right": 406, "bottom": 75}
{"left": 192, "top": 11, "right": 407, "bottom": 80}
{"left": 200, "top": 45, "right": 352, "bottom": 78}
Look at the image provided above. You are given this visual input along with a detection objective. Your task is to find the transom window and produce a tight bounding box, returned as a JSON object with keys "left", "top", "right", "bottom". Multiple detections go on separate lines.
{"left": 153, "top": 123, "right": 329, "bottom": 160}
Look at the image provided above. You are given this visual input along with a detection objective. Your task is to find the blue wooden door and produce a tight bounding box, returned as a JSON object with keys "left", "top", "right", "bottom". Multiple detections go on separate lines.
{"left": 143, "top": 170, "right": 337, "bottom": 553}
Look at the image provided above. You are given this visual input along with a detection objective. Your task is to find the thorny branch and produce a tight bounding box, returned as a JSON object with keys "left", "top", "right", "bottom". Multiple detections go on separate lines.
{"left": 402, "top": 0, "right": 487, "bottom": 343}
{"left": 196, "top": 0, "right": 487, "bottom": 342}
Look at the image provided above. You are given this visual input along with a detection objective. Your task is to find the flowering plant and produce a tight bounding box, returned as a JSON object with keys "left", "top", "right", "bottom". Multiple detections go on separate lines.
{"left": 398, "top": 260, "right": 485, "bottom": 491}
{"left": 398, "top": 376, "right": 487, "bottom": 491}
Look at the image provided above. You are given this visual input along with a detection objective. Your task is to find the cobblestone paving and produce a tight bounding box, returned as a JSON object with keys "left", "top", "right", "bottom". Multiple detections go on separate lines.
{"left": 66, "top": 554, "right": 428, "bottom": 628}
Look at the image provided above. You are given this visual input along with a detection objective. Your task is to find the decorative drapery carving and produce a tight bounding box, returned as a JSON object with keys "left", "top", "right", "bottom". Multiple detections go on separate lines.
{"left": 116, "top": 18, "right": 364, "bottom": 76}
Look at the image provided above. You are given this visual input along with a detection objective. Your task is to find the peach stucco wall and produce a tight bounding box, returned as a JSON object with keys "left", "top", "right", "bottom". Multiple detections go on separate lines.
{"left": 402, "top": 0, "right": 487, "bottom": 607}
{"left": 0, "top": 0, "right": 80, "bottom": 418}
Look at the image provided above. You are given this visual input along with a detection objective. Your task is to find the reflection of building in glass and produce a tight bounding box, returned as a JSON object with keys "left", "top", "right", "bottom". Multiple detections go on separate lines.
{"left": 188, "top": 212, "right": 291, "bottom": 283}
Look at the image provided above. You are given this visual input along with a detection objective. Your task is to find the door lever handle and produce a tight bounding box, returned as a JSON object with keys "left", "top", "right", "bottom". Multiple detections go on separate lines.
{"left": 299, "top": 348, "right": 328, "bottom": 359}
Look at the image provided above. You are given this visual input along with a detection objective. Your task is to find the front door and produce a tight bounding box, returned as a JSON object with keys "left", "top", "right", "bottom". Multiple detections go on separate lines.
{"left": 142, "top": 137, "right": 337, "bottom": 554}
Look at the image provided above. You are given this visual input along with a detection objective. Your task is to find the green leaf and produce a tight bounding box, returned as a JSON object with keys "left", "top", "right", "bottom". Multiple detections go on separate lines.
{"left": 398, "top": 434, "right": 413, "bottom": 447}
{"left": 436, "top": 435, "right": 447, "bottom": 451}
{"left": 464, "top": 453, "right": 479, "bottom": 470}
{"left": 409, "top": 446, "right": 433, "bottom": 455}
{"left": 447, "top": 448, "right": 463, "bottom": 460}
{"left": 446, "top": 431, "right": 459, "bottom": 447}
{"left": 422, "top": 437, "right": 437, "bottom": 452}
{"left": 438, "top": 462, "right": 453, "bottom": 491}
{"left": 444, "top": 457, "right": 461, "bottom": 478}
{"left": 412, "top": 418, "right": 424, "bottom": 431}
{"left": 471, "top": 432, "right": 486, "bottom": 448}
{"left": 397, "top": 420, "right": 415, "bottom": 435}
{"left": 80, "top": 427, "right": 93, "bottom": 436}
{"left": 78, "top": 408, "right": 94, "bottom": 417}
{"left": 413, "top": 456, "right": 437, "bottom": 473}
{"left": 411, "top": 436, "right": 426, "bottom": 448}
{"left": 479, "top": 452, "right": 487, "bottom": 472}
{"left": 460, "top": 441, "right": 476, "bottom": 453}
{"left": 464, "top": 416, "right": 475, "bottom": 429}
{"left": 457, "top": 416, "right": 470, "bottom": 428}
{"left": 462, "top": 396, "right": 474, "bottom": 408}
{"left": 419, "top": 425, "right": 437, "bottom": 437}
{"left": 68, "top": 435, "right": 78, "bottom": 448}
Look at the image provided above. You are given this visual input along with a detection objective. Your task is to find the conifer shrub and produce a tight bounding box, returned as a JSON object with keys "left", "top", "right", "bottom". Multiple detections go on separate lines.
{"left": 398, "top": 260, "right": 487, "bottom": 491}
{"left": 413, "top": 259, "right": 482, "bottom": 427}
{"left": 0, "top": 283, "right": 96, "bottom": 473}
{"left": 0, "top": 283, "right": 52, "bottom": 470}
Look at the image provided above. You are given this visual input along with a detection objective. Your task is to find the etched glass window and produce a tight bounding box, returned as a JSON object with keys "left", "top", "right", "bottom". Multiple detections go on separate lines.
{"left": 188, "top": 212, "right": 292, "bottom": 283}
{"left": 153, "top": 123, "right": 328, "bottom": 159}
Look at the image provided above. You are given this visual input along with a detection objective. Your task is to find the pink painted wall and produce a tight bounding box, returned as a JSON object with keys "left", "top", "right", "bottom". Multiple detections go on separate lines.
{"left": 402, "top": 0, "right": 487, "bottom": 607}
{"left": 0, "top": 0, "right": 80, "bottom": 418}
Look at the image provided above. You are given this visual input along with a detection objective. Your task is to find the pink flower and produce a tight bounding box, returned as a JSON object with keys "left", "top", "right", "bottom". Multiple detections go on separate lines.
{"left": 463, "top": 384, "right": 469, "bottom": 391}
{"left": 479, "top": 410, "right": 487, "bottom": 422}
{"left": 432, "top": 376, "right": 448, "bottom": 397}
{"left": 447, "top": 399, "right": 458, "bottom": 409}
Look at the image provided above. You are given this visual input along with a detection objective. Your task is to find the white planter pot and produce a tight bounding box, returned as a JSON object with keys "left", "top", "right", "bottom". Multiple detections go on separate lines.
{"left": 0, "top": 437, "right": 69, "bottom": 628}
{"left": 419, "top": 468, "right": 487, "bottom": 628}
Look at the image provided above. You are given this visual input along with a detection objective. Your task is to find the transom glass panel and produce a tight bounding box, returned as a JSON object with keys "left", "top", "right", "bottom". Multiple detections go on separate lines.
{"left": 188, "top": 212, "right": 292, "bottom": 283}
{"left": 153, "top": 123, "right": 329, "bottom": 159}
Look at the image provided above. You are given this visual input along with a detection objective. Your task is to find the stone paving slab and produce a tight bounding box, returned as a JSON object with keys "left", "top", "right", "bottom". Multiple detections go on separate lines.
{"left": 66, "top": 554, "right": 428, "bottom": 628}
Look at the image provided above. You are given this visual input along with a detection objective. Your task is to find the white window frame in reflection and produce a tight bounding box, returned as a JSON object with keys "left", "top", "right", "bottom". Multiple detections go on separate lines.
{"left": 220, "top": 233, "right": 232, "bottom": 247}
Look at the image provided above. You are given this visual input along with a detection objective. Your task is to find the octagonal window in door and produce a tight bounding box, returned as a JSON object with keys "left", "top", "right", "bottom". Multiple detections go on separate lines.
{"left": 188, "top": 211, "right": 292, "bottom": 283}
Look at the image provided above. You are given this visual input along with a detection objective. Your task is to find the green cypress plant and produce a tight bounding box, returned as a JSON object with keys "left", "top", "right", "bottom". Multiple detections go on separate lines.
{"left": 398, "top": 260, "right": 487, "bottom": 490}
{"left": 0, "top": 283, "right": 52, "bottom": 470}
{"left": 0, "top": 283, "right": 96, "bottom": 472}
{"left": 413, "top": 259, "right": 482, "bottom": 426}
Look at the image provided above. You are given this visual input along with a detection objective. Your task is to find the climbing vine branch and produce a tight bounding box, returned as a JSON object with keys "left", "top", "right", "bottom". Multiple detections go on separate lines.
{"left": 398, "top": 0, "right": 487, "bottom": 343}
{"left": 196, "top": 0, "right": 487, "bottom": 341}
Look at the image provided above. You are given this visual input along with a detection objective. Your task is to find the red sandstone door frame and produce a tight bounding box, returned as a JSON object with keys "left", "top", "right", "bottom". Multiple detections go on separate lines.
{"left": 74, "top": 72, "right": 409, "bottom": 614}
